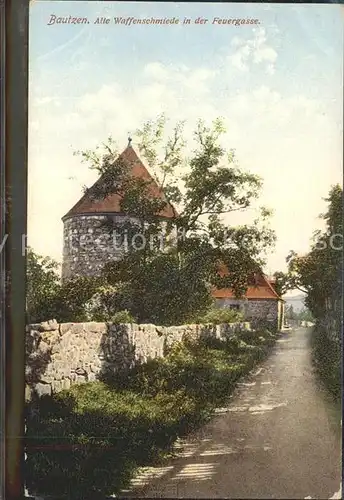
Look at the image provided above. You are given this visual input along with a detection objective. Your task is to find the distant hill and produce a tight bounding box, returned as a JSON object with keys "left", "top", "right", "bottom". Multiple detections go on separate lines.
{"left": 283, "top": 294, "right": 306, "bottom": 313}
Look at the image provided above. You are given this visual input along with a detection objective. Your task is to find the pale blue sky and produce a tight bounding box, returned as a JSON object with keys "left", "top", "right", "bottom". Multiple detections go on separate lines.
{"left": 28, "top": 2, "right": 343, "bottom": 279}
{"left": 30, "top": 2, "right": 342, "bottom": 104}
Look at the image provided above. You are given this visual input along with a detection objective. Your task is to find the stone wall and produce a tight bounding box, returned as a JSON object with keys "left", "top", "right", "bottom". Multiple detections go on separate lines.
{"left": 26, "top": 319, "right": 251, "bottom": 399}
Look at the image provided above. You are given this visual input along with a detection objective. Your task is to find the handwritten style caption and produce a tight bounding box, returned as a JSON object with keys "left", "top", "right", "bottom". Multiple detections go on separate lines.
{"left": 47, "top": 15, "right": 261, "bottom": 27}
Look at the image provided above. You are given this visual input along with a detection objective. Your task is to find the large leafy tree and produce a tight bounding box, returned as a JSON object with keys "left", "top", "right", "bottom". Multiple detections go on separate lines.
{"left": 26, "top": 248, "right": 61, "bottom": 323}
{"left": 73, "top": 116, "right": 276, "bottom": 324}
{"left": 285, "top": 305, "right": 296, "bottom": 321}
{"left": 275, "top": 185, "right": 342, "bottom": 321}
{"left": 273, "top": 185, "right": 342, "bottom": 402}
{"left": 26, "top": 248, "right": 107, "bottom": 323}
{"left": 298, "top": 307, "right": 314, "bottom": 322}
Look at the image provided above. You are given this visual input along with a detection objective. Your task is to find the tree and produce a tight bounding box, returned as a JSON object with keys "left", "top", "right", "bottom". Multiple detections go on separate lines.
{"left": 26, "top": 248, "right": 61, "bottom": 323}
{"left": 26, "top": 248, "right": 108, "bottom": 323}
{"left": 298, "top": 307, "right": 314, "bottom": 322}
{"left": 272, "top": 271, "right": 290, "bottom": 296}
{"left": 52, "top": 276, "right": 107, "bottom": 323}
{"left": 72, "top": 116, "right": 277, "bottom": 324}
{"left": 290, "top": 184, "right": 343, "bottom": 402}
{"left": 281, "top": 185, "right": 342, "bottom": 321}
{"left": 285, "top": 305, "right": 296, "bottom": 321}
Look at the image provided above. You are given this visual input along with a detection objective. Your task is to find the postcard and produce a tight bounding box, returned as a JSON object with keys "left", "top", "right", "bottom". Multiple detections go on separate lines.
{"left": 25, "top": 2, "right": 342, "bottom": 499}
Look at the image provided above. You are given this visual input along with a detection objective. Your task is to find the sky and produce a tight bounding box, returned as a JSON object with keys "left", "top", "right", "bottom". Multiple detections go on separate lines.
{"left": 28, "top": 1, "right": 343, "bottom": 289}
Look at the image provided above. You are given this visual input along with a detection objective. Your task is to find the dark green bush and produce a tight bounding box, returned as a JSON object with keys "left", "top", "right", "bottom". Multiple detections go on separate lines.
{"left": 311, "top": 324, "right": 341, "bottom": 402}
{"left": 195, "top": 307, "right": 244, "bottom": 325}
{"left": 111, "top": 309, "right": 136, "bottom": 324}
{"left": 237, "top": 329, "right": 277, "bottom": 347}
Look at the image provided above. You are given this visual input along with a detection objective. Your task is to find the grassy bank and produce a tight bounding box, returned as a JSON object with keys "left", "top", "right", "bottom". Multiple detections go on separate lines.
{"left": 25, "top": 329, "right": 278, "bottom": 499}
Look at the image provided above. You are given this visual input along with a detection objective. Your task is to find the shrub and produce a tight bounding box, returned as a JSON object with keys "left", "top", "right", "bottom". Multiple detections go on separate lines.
{"left": 237, "top": 328, "right": 277, "bottom": 347}
{"left": 250, "top": 318, "right": 278, "bottom": 333}
{"left": 311, "top": 323, "right": 341, "bottom": 402}
{"left": 26, "top": 248, "right": 61, "bottom": 323}
{"left": 111, "top": 309, "right": 136, "bottom": 324}
{"left": 84, "top": 285, "right": 135, "bottom": 322}
{"left": 195, "top": 307, "right": 244, "bottom": 325}
{"left": 54, "top": 276, "right": 107, "bottom": 322}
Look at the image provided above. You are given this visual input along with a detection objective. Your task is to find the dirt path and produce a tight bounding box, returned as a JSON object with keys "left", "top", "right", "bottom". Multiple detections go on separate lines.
{"left": 119, "top": 328, "right": 341, "bottom": 499}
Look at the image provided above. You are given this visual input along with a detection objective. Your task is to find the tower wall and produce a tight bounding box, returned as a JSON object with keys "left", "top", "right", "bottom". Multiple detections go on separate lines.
{"left": 62, "top": 214, "right": 130, "bottom": 281}
{"left": 62, "top": 213, "right": 177, "bottom": 282}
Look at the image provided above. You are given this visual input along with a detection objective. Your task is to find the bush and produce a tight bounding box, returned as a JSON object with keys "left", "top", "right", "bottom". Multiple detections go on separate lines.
{"left": 84, "top": 286, "right": 135, "bottom": 322}
{"left": 311, "top": 324, "right": 341, "bottom": 402}
{"left": 195, "top": 307, "right": 244, "bottom": 325}
{"left": 25, "top": 329, "right": 277, "bottom": 499}
{"left": 26, "top": 248, "right": 61, "bottom": 323}
{"left": 55, "top": 276, "right": 108, "bottom": 322}
{"left": 237, "top": 328, "right": 277, "bottom": 347}
{"left": 111, "top": 309, "right": 136, "bottom": 324}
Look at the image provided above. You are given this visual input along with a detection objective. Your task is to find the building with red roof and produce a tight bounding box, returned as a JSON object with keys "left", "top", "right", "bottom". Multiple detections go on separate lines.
{"left": 211, "top": 266, "right": 285, "bottom": 331}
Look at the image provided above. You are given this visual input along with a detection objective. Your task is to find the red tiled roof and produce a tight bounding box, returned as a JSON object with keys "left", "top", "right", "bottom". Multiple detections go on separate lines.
{"left": 212, "top": 285, "right": 280, "bottom": 300}
{"left": 212, "top": 265, "right": 282, "bottom": 300}
{"left": 62, "top": 146, "right": 177, "bottom": 220}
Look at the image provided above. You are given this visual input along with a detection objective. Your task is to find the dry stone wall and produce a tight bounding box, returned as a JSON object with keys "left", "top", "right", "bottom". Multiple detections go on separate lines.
{"left": 25, "top": 319, "right": 251, "bottom": 399}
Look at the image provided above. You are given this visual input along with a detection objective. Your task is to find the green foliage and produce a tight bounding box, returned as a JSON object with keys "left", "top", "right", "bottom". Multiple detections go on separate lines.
{"left": 195, "top": 306, "right": 244, "bottom": 325}
{"left": 285, "top": 304, "right": 297, "bottom": 321}
{"left": 26, "top": 250, "right": 108, "bottom": 323}
{"left": 52, "top": 276, "right": 106, "bottom": 322}
{"left": 27, "top": 117, "right": 278, "bottom": 326}
{"left": 279, "top": 185, "right": 342, "bottom": 401}
{"left": 103, "top": 252, "right": 213, "bottom": 325}
{"left": 272, "top": 271, "right": 289, "bottom": 296}
{"left": 297, "top": 307, "right": 314, "bottom": 322}
{"left": 311, "top": 324, "right": 341, "bottom": 402}
{"left": 280, "top": 185, "right": 342, "bottom": 321}
{"left": 111, "top": 310, "right": 136, "bottom": 324}
{"left": 84, "top": 284, "right": 126, "bottom": 322}
{"left": 26, "top": 330, "right": 278, "bottom": 498}
{"left": 283, "top": 305, "right": 314, "bottom": 323}
{"left": 26, "top": 248, "right": 61, "bottom": 323}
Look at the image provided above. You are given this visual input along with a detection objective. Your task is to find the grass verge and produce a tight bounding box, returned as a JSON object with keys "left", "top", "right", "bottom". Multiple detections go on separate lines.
{"left": 25, "top": 328, "right": 279, "bottom": 499}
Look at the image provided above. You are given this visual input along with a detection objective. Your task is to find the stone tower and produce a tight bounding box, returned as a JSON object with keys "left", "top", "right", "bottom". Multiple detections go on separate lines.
{"left": 61, "top": 144, "right": 177, "bottom": 282}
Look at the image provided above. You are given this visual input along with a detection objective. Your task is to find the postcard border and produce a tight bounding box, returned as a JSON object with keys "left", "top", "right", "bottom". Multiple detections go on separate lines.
{"left": 2, "top": 0, "right": 29, "bottom": 498}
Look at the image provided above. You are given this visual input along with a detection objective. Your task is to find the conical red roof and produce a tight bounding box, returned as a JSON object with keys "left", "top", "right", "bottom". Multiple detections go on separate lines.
{"left": 62, "top": 146, "right": 177, "bottom": 220}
